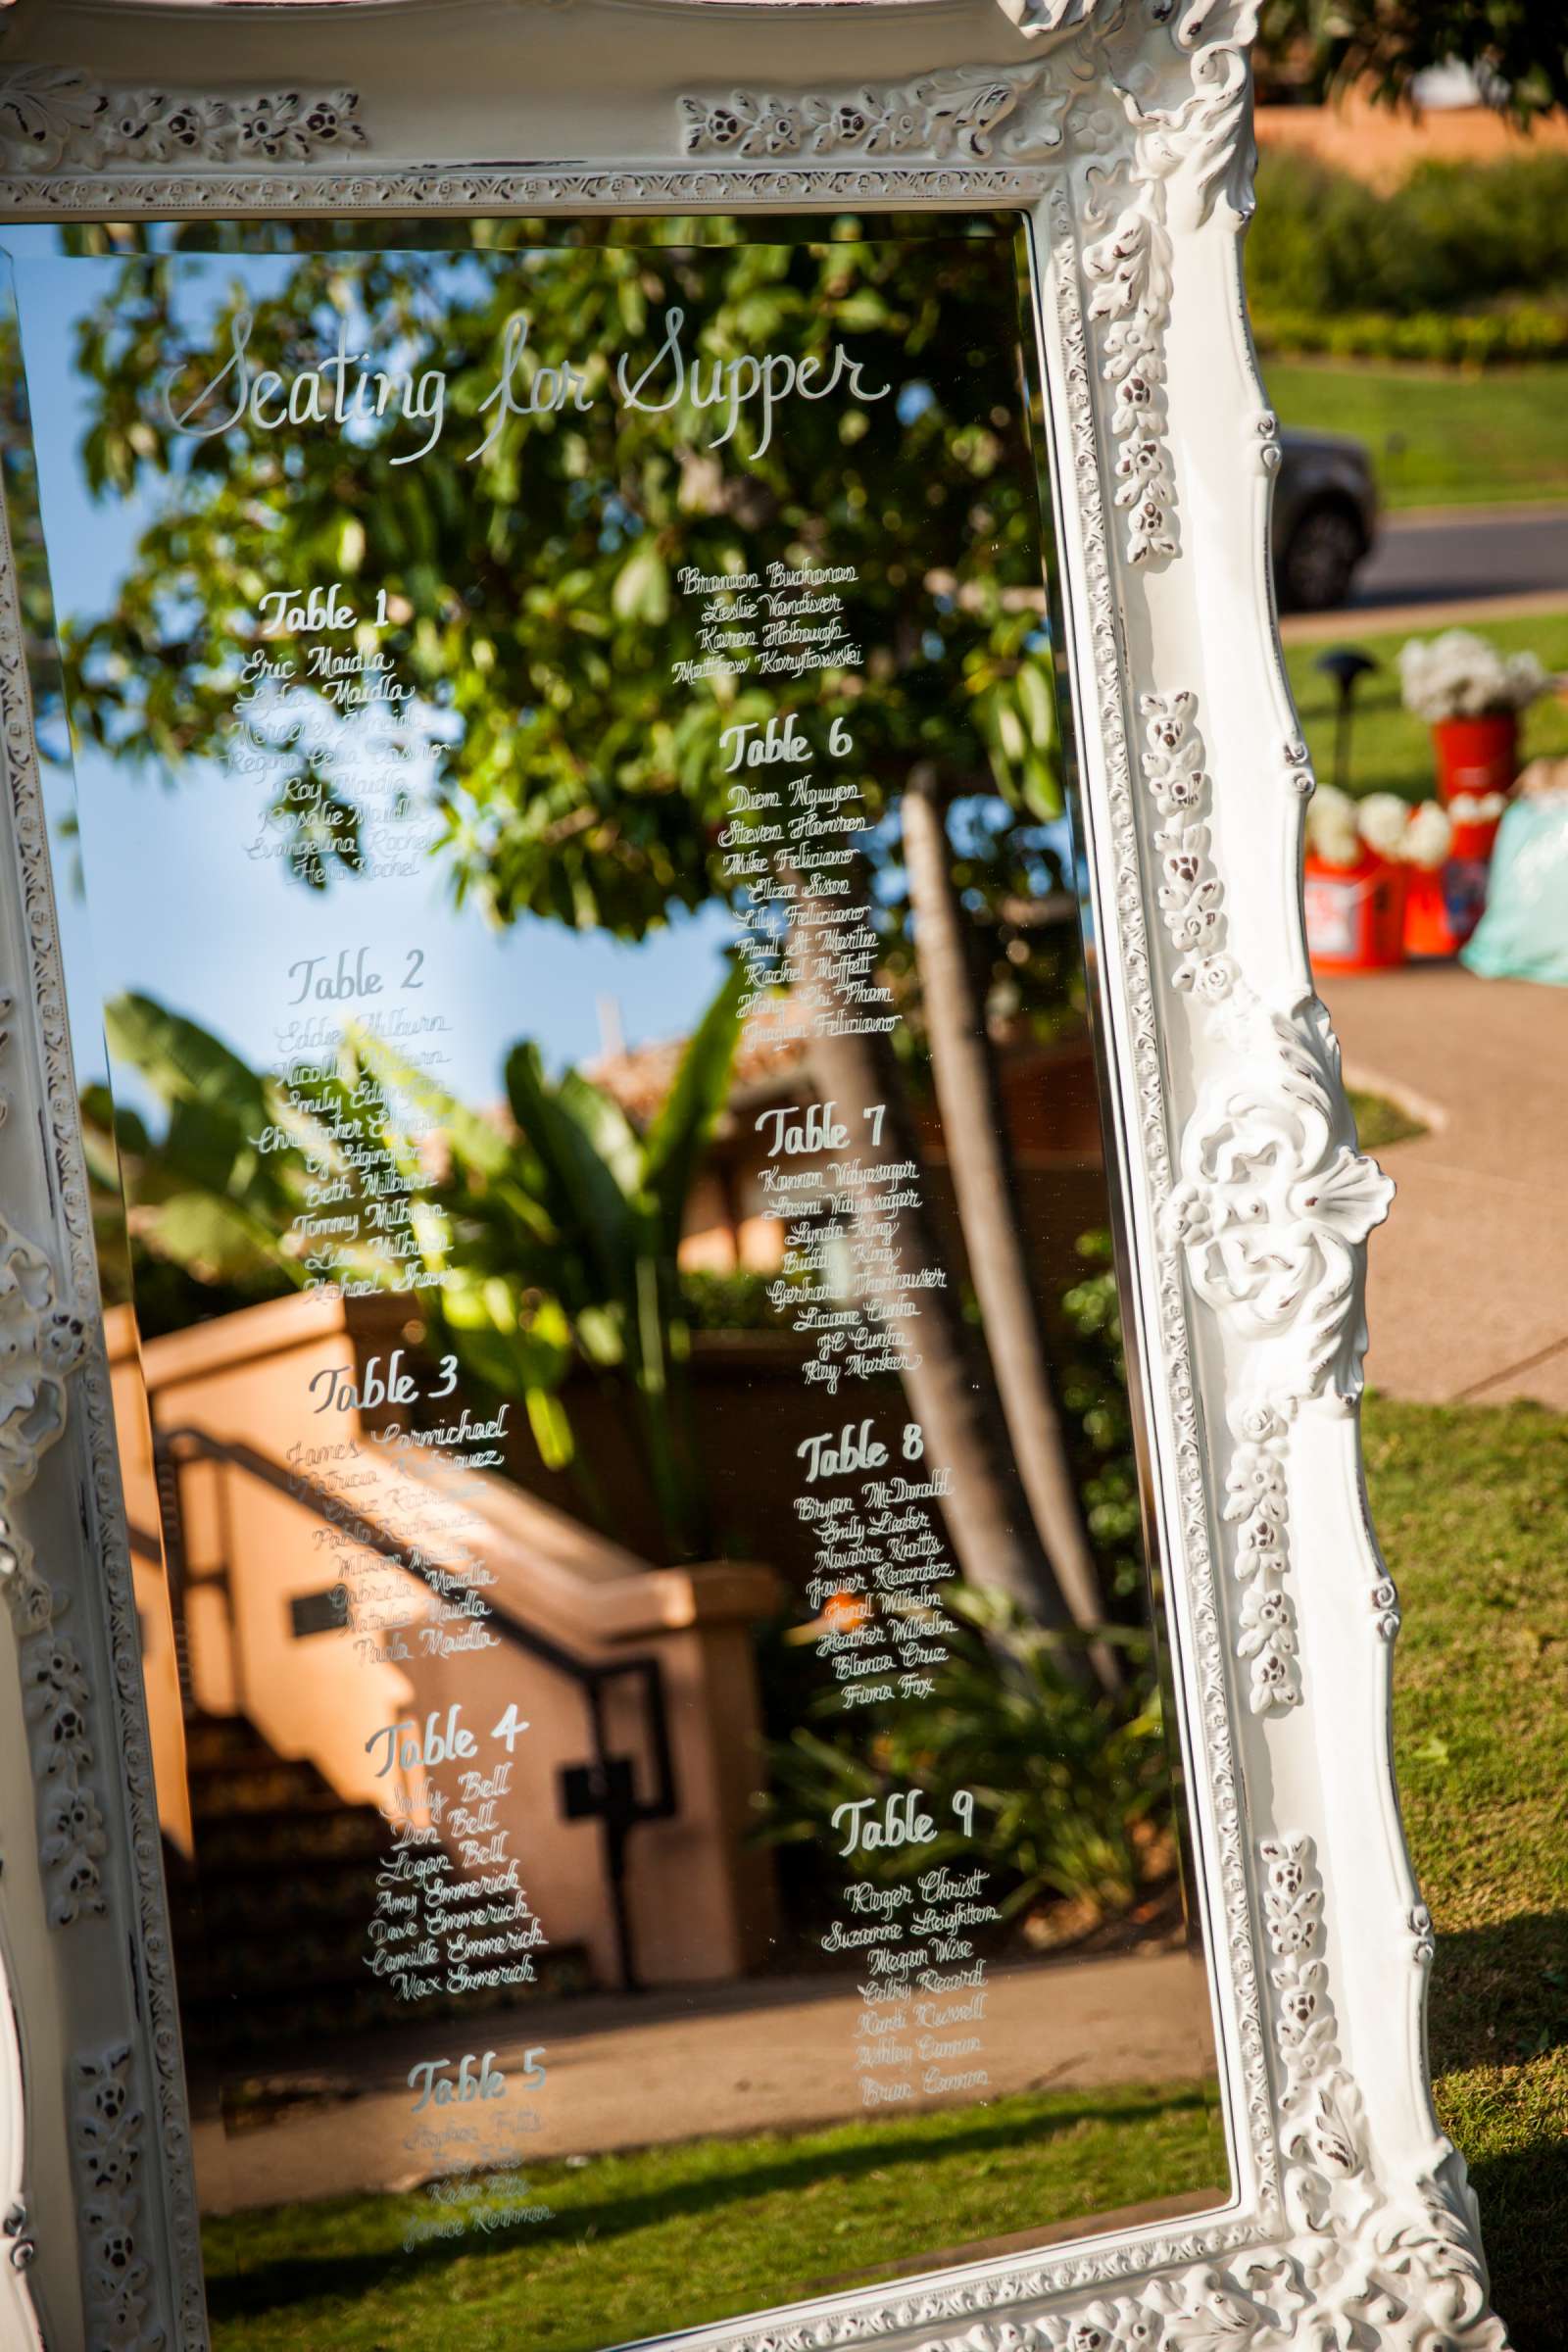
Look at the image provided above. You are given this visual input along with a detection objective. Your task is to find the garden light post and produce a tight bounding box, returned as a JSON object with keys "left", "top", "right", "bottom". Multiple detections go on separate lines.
{"left": 1314, "top": 646, "right": 1379, "bottom": 796}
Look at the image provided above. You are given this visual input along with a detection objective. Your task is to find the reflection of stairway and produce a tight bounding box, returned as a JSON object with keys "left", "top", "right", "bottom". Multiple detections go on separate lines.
{"left": 169, "top": 1711, "right": 592, "bottom": 2064}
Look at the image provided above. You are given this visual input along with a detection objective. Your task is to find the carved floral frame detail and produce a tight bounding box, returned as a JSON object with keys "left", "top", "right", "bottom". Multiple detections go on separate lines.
{"left": 0, "top": 2, "right": 1510, "bottom": 2348}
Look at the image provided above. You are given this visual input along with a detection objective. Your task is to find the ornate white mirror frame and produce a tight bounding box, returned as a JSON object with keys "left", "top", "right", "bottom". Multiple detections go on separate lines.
{"left": 0, "top": 1, "right": 1513, "bottom": 2346}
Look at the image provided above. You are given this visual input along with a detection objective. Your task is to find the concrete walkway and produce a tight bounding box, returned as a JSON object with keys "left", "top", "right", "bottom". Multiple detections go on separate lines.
{"left": 1323, "top": 961, "right": 1568, "bottom": 1404}
{"left": 192, "top": 1947, "right": 1217, "bottom": 2212}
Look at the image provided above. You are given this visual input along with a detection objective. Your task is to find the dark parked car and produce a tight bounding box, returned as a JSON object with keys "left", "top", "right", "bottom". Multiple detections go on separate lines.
{"left": 1272, "top": 427, "right": 1379, "bottom": 612}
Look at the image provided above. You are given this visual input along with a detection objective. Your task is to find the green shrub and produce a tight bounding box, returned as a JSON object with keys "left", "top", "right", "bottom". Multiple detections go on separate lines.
{"left": 1249, "top": 153, "right": 1396, "bottom": 318}
{"left": 1252, "top": 301, "right": 1568, "bottom": 368}
{"left": 1248, "top": 149, "right": 1568, "bottom": 320}
{"left": 1392, "top": 152, "right": 1568, "bottom": 311}
{"left": 756, "top": 1587, "right": 1169, "bottom": 1927}
{"left": 679, "top": 1266, "right": 798, "bottom": 1331}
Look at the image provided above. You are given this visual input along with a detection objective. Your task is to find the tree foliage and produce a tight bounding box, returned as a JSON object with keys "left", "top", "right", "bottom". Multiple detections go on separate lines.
{"left": 52, "top": 220, "right": 1117, "bottom": 1617}
{"left": 1248, "top": 149, "right": 1568, "bottom": 321}
{"left": 1256, "top": 0, "right": 1568, "bottom": 120}
{"left": 60, "top": 221, "right": 1077, "bottom": 1042}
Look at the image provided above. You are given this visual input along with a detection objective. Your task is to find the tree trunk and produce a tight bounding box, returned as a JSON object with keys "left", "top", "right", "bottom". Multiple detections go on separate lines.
{"left": 787, "top": 881, "right": 1076, "bottom": 1640}
{"left": 901, "top": 768, "right": 1114, "bottom": 1675}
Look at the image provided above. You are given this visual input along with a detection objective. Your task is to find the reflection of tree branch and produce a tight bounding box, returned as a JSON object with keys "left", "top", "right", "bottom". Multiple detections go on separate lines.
{"left": 541, "top": 806, "right": 602, "bottom": 848}
{"left": 903, "top": 765, "right": 1115, "bottom": 1686}
{"left": 788, "top": 866, "right": 1078, "bottom": 1642}
{"left": 994, "top": 892, "right": 1076, "bottom": 928}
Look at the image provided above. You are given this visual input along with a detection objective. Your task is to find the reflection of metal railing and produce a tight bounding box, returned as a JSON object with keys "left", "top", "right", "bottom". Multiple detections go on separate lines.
{"left": 151, "top": 1425, "right": 678, "bottom": 1989}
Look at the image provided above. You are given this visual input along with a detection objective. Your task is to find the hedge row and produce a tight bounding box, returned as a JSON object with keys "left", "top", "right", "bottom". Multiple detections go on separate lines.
{"left": 1247, "top": 149, "right": 1568, "bottom": 318}
{"left": 1251, "top": 302, "right": 1568, "bottom": 368}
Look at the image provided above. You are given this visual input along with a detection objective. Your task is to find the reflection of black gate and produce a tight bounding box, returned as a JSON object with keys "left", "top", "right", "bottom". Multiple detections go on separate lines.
{"left": 146, "top": 1426, "right": 678, "bottom": 1991}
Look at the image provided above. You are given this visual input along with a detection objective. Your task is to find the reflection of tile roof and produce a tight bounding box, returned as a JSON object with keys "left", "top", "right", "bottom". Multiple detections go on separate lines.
{"left": 588, "top": 997, "right": 810, "bottom": 1127}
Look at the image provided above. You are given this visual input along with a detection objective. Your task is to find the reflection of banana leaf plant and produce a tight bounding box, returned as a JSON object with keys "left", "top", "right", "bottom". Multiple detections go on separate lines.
{"left": 758, "top": 1587, "right": 1167, "bottom": 1924}
{"left": 360, "top": 961, "right": 746, "bottom": 1558}
{"left": 83, "top": 995, "right": 322, "bottom": 1305}
{"left": 83, "top": 966, "right": 745, "bottom": 1559}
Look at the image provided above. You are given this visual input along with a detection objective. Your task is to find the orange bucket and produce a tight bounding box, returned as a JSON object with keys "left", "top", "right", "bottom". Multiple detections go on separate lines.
{"left": 1404, "top": 859, "right": 1491, "bottom": 957}
{"left": 1304, "top": 852, "right": 1409, "bottom": 973}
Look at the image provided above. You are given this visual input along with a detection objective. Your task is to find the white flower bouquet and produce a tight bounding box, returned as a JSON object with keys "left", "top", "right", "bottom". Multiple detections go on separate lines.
{"left": 1305, "top": 785, "right": 1451, "bottom": 872}
{"left": 1447, "top": 791, "right": 1507, "bottom": 825}
{"left": 1401, "top": 800, "right": 1454, "bottom": 871}
{"left": 1397, "top": 629, "right": 1548, "bottom": 722}
{"left": 1304, "top": 782, "right": 1362, "bottom": 869}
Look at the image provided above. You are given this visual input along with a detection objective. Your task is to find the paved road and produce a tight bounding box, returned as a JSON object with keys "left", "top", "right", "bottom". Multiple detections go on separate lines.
{"left": 1348, "top": 504, "right": 1568, "bottom": 613}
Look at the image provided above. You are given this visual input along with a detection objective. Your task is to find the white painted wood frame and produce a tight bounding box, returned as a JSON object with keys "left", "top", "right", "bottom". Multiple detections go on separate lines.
{"left": 0, "top": 3, "right": 1510, "bottom": 2346}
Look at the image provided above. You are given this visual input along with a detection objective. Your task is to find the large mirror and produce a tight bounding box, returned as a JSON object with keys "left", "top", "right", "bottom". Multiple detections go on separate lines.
{"left": 4, "top": 214, "right": 1229, "bottom": 2347}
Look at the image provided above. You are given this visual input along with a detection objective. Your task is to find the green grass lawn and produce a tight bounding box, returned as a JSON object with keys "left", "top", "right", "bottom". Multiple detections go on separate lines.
{"left": 202, "top": 2080, "right": 1224, "bottom": 2349}
{"left": 1265, "top": 360, "right": 1568, "bottom": 510}
{"left": 1347, "top": 1087, "right": 1427, "bottom": 1152}
{"left": 1366, "top": 1395, "right": 1568, "bottom": 2350}
{"left": 1284, "top": 606, "right": 1568, "bottom": 804}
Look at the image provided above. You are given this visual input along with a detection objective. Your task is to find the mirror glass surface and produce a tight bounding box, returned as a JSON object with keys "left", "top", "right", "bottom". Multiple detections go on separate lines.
{"left": 3, "top": 216, "right": 1229, "bottom": 2351}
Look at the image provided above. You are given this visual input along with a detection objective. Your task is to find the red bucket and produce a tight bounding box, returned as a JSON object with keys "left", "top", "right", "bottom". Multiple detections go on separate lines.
{"left": 1447, "top": 811, "right": 1502, "bottom": 863}
{"left": 1431, "top": 713, "right": 1519, "bottom": 803}
{"left": 1304, "top": 852, "right": 1409, "bottom": 974}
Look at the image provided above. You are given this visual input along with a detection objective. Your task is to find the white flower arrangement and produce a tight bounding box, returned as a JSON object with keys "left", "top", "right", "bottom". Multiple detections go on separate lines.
{"left": 1402, "top": 801, "right": 1453, "bottom": 871}
{"left": 1357, "top": 792, "right": 1414, "bottom": 861}
{"left": 1305, "top": 784, "right": 1451, "bottom": 871}
{"left": 1397, "top": 628, "right": 1548, "bottom": 721}
{"left": 1447, "top": 791, "right": 1506, "bottom": 825}
{"left": 1304, "top": 783, "right": 1362, "bottom": 868}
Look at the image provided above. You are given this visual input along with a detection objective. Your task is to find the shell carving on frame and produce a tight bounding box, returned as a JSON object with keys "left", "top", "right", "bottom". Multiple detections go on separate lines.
{"left": 1166, "top": 1004, "right": 1394, "bottom": 1416}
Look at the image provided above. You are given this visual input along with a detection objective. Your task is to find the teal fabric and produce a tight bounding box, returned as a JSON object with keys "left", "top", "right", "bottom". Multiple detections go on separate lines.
{"left": 1460, "top": 795, "right": 1568, "bottom": 987}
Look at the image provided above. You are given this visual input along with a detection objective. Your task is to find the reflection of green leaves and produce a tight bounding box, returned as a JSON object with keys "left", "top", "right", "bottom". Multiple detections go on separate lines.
{"left": 106, "top": 993, "right": 269, "bottom": 1122}
{"left": 643, "top": 959, "right": 746, "bottom": 1253}
{"left": 1059, "top": 1228, "right": 1143, "bottom": 1598}
{"left": 139, "top": 1191, "right": 290, "bottom": 1288}
{"left": 435, "top": 1270, "right": 575, "bottom": 1467}
{"left": 506, "top": 1048, "right": 643, "bottom": 1302}
{"left": 80, "top": 1082, "right": 142, "bottom": 1188}
{"left": 369, "top": 967, "right": 742, "bottom": 1553}
{"left": 269, "top": 773, "right": 365, "bottom": 892}
{"left": 100, "top": 995, "right": 310, "bottom": 1270}
{"left": 355, "top": 1027, "right": 514, "bottom": 1186}
{"left": 759, "top": 1587, "right": 1166, "bottom": 1925}
{"left": 973, "top": 649, "right": 1062, "bottom": 824}
{"left": 612, "top": 538, "right": 670, "bottom": 625}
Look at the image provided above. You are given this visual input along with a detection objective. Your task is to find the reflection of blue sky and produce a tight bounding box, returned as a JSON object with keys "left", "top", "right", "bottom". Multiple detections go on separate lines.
{"left": 3, "top": 237, "right": 732, "bottom": 1107}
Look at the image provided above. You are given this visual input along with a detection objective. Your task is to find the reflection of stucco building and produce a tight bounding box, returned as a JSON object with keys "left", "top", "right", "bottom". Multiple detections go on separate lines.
{"left": 116, "top": 1292, "right": 780, "bottom": 2050}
